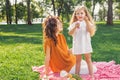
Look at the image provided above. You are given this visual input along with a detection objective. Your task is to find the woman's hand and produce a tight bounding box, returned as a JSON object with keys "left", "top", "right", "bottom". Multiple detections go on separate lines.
{"left": 68, "top": 48, "right": 72, "bottom": 54}
{"left": 44, "top": 67, "right": 49, "bottom": 76}
{"left": 41, "top": 70, "right": 49, "bottom": 80}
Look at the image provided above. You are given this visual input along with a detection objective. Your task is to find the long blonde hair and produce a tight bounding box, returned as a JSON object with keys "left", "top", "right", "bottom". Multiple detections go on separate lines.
{"left": 70, "top": 6, "right": 96, "bottom": 36}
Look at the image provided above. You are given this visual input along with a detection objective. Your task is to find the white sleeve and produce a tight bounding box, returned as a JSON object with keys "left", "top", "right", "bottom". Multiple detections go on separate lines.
{"left": 68, "top": 23, "right": 76, "bottom": 31}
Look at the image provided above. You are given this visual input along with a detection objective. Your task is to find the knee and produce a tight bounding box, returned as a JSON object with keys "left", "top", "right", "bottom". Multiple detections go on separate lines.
{"left": 85, "top": 58, "right": 92, "bottom": 63}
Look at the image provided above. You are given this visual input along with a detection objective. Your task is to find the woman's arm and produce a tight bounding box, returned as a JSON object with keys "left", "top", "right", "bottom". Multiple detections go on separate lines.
{"left": 45, "top": 45, "right": 50, "bottom": 75}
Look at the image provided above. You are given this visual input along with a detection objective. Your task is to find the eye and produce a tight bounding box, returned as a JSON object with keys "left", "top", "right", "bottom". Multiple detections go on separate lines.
{"left": 76, "top": 13, "right": 80, "bottom": 16}
{"left": 81, "top": 12, "right": 83, "bottom": 14}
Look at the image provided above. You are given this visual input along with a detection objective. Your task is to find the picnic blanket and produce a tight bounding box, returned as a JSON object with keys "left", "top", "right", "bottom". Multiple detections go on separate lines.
{"left": 32, "top": 61, "right": 120, "bottom": 80}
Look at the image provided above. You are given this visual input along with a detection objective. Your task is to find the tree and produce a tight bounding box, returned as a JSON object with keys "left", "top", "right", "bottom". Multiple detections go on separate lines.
{"left": 92, "top": 0, "right": 98, "bottom": 18}
{"left": 16, "top": 2, "right": 26, "bottom": 20}
{"left": 31, "top": 4, "right": 40, "bottom": 19}
{"left": 6, "top": 0, "right": 12, "bottom": 24}
{"left": 107, "top": 0, "right": 113, "bottom": 25}
{"left": 15, "top": 0, "right": 18, "bottom": 24}
{"left": 115, "top": 2, "right": 120, "bottom": 20}
{"left": 51, "top": 0, "right": 56, "bottom": 15}
{"left": 0, "top": 0, "right": 6, "bottom": 20}
{"left": 56, "top": 0, "right": 63, "bottom": 17}
{"left": 27, "top": 0, "right": 32, "bottom": 25}
{"left": 33, "top": 1, "right": 44, "bottom": 17}
{"left": 98, "top": 8, "right": 107, "bottom": 21}
{"left": 98, "top": 0, "right": 107, "bottom": 21}
{"left": 84, "top": 0, "right": 92, "bottom": 13}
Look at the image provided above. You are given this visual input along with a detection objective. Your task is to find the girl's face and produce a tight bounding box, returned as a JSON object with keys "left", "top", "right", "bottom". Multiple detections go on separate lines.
{"left": 75, "top": 9, "right": 86, "bottom": 21}
{"left": 57, "top": 19, "right": 63, "bottom": 32}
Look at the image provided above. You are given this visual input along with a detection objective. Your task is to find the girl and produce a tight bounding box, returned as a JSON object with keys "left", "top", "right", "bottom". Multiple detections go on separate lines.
{"left": 68, "top": 6, "right": 96, "bottom": 78}
{"left": 43, "top": 16, "right": 97, "bottom": 79}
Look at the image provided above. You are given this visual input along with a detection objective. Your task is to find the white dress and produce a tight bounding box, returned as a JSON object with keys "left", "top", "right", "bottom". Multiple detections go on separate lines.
{"left": 68, "top": 20, "right": 93, "bottom": 55}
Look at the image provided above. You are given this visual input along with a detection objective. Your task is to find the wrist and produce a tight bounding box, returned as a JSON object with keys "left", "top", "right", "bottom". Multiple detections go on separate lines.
{"left": 85, "top": 19, "right": 89, "bottom": 22}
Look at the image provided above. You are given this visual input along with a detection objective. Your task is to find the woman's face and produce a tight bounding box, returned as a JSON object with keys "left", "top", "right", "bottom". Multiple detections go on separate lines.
{"left": 75, "top": 9, "right": 86, "bottom": 21}
{"left": 57, "top": 19, "right": 63, "bottom": 32}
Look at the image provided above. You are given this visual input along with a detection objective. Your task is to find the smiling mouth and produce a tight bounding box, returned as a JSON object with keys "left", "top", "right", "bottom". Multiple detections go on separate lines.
{"left": 79, "top": 17, "right": 82, "bottom": 18}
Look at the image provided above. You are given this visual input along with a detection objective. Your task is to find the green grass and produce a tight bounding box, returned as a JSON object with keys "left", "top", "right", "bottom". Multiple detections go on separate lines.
{"left": 0, "top": 24, "right": 44, "bottom": 80}
{"left": 92, "top": 23, "right": 120, "bottom": 63}
{"left": 0, "top": 22, "right": 120, "bottom": 80}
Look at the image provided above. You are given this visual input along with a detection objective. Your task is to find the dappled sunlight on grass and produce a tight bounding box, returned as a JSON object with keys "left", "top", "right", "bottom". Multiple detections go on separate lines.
{"left": 0, "top": 24, "right": 43, "bottom": 80}
{"left": 0, "top": 22, "right": 120, "bottom": 80}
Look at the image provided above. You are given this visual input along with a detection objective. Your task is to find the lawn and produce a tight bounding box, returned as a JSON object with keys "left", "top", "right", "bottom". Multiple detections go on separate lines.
{"left": 0, "top": 22, "right": 120, "bottom": 80}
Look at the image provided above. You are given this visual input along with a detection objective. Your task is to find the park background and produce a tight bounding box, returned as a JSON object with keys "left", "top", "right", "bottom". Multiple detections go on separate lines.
{"left": 0, "top": 0, "right": 120, "bottom": 80}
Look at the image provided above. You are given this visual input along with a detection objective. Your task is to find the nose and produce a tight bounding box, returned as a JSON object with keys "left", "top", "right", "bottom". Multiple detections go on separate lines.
{"left": 77, "top": 13, "right": 81, "bottom": 16}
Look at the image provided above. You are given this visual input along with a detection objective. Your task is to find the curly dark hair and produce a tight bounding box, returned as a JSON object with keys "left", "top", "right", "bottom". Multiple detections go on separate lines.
{"left": 43, "top": 16, "right": 60, "bottom": 45}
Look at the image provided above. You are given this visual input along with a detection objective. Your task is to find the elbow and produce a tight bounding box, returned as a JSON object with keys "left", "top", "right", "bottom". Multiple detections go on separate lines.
{"left": 90, "top": 30, "right": 96, "bottom": 37}
{"left": 46, "top": 56, "right": 50, "bottom": 61}
{"left": 45, "top": 55, "right": 50, "bottom": 63}
{"left": 68, "top": 31, "right": 72, "bottom": 36}
{"left": 68, "top": 32, "right": 71, "bottom": 35}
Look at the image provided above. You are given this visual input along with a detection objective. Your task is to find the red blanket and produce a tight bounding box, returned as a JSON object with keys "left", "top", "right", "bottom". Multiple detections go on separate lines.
{"left": 32, "top": 61, "right": 120, "bottom": 80}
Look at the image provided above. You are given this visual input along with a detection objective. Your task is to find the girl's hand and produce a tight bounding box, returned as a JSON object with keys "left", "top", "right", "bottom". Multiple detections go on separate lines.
{"left": 75, "top": 22, "right": 80, "bottom": 29}
{"left": 84, "top": 16, "right": 89, "bottom": 21}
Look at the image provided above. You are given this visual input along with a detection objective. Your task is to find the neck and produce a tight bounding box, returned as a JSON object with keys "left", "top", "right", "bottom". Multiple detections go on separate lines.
{"left": 78, "top": 19, "right": 84, "bottom": 21}
{"left": 56, "top": 32, "right": 59, "bottom": 36}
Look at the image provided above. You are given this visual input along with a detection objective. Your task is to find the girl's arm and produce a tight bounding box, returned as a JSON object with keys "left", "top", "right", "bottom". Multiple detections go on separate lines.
{"left": 85, "top": 17, "right": 96, "bottom": 37}
{"left": 68, "top": 23, "right": 79, "bottom": 36}
{"left": 45, "top": 45, "right": 50, "bottom": 75}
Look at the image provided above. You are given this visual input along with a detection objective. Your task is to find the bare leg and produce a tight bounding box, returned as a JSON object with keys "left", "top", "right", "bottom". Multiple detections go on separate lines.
{"left": 84, "top": 53, "right": 94, "bottom": 79}
{"left": 75, "top": 54, "right": 82, "bottom": 75}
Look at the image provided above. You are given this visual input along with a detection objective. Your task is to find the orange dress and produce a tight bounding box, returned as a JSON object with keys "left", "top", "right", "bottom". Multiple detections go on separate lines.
{"left": 43, "top": 33, "right": 76, "bottom": 72}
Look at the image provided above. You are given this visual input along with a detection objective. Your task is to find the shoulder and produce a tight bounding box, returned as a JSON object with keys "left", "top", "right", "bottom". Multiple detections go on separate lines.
{"left": 58, "top": 33, "right": 64, "bottom": 36}
{"left": 44, "top": 38, "right": 51, "bottom": 42}
{"left": 43, "top": 38, "right": 52, "bottom": 46}
{"left": 58, "top": 33, "right": 65, "bottom": 38}
{"left": 58, "top": 33, "right": 67, "bottom": 42}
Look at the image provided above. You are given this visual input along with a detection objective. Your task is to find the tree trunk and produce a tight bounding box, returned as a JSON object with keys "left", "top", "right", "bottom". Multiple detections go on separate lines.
{"left": 107, "top": 0, "right": 113, "bottom": 25}
{"left": 57, "top": 0, "right": 63, "bottom": 17}
{"left": 92, "top": 0, "right": 96, "bottom": 18}
{"left": 6, "top": 0, "right": 9, "bottom": 24}
{"left": 51, "top": 0, "right": 56, "bottom": 16}
{"left": 15, "top": 0, "right": 18, "bottom": 24}
{"left": 27, "top": 0, "right": 32, "bottom": 25}
{"left": 6, "top": 0, "right": 12, "bottom": 24}
{"left": 57, "top": 8, "right": 61, "bottom": 17}
{"left": 103, "top": 6, "right": 106, "bottom": 21}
